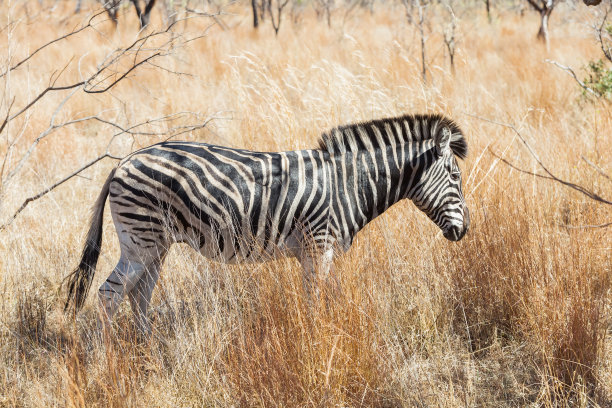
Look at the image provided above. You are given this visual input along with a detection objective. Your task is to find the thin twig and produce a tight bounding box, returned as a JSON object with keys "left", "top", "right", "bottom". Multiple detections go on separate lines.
{"left": 560, "top": 222, "right": 612, "bottom": 229}
{"left": 185, "top": 7, "right": 228, "bottom": 30}
{"left": 0, "top": 98, "right": 15, "bottom": 142}
{"left": 581, "top": 155, "right": 611, "bottom": 182}
{"left": 0, "top": 10, "right": 106, "bottom": 79}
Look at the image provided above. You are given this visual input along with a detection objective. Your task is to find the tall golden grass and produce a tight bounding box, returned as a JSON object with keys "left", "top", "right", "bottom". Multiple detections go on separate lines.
{"left": 0, "top": 0, "right": 611, "bottom": 406}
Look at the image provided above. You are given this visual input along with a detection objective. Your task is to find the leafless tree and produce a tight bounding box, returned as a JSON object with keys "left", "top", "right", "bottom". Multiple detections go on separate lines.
{"left": 252, "top": 0, "right": 260, "bottom": 28}
{"left": 484, "top": 0, "right": 491, "bottom": 22}
{"left": 443, "top": 3, "right": 458, "bottom": 73}
{"left": 402, "top": 0, "right": 429, "bottom": 83}
{"left": 131, "top": 0, "right": 157, "bottom": 28}
{"left": 270, "top": 0, "right": 290, "bottom": 35}
{"left": 290, "top": 0, "right": 307, "bottom": 25}
{"left": 100, "top": 0, "right": 122, "bottom": 24}
{"left": 314, "top": 0, "right": 334, "bottom": 27}
{"left": 525, "top": 0, "right": 559, "bottom": 50}
{"left": 99, "top": 0, "right": 157, "bottom": 28}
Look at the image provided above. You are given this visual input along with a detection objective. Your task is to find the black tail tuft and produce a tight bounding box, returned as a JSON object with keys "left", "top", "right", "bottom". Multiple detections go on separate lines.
{"left": 64, "top": 168, "right": 116, "bottom": 313}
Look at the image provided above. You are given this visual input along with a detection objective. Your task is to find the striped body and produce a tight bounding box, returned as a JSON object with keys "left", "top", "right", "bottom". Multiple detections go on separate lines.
{"left": 110, "top": 143, "right": 335, "bottom": 263}
{"left": 65, "top": 113, "right": 469, "bottom": 335}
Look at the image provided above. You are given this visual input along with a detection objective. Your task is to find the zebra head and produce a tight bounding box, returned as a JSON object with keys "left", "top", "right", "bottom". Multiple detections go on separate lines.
{"left": 409, "top": 126, "right": 469, "bottom": 241}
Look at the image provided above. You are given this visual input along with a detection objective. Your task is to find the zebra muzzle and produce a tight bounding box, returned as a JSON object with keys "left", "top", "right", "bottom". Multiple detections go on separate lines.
{"left": 443, "top": 206, "right": 469, "bottom": 242}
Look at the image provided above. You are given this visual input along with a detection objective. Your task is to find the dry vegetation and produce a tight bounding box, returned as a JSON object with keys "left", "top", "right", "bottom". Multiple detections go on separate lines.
{"left": 0, "top": 0, "right": 611, "bottom": 406}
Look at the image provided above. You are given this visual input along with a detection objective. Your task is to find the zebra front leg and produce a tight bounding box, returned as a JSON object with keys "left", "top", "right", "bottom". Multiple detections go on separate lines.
{"left": 97, "top": 257, "right": 147, "bottom": 336}
{"left": 296, "top": 245, "right": 336, "bottom": 303}
{"left": 127, "top": 258, "right": 162, "bottom": 337}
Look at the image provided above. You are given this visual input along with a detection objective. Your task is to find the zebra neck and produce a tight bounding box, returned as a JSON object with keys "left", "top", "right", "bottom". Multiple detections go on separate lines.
{"left": 328, "top": 140, "right": 433, "bottom": 236}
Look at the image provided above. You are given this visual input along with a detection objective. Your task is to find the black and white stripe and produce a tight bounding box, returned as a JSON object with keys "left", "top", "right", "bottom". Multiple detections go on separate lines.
{"left": 65, "top": 113, "right": 469, "bottom": 334}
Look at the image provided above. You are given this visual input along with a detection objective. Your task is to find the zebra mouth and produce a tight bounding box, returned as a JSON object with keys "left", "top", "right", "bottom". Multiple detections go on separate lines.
{"left": 443, "top": 226, "right": 467, "bottom": 242}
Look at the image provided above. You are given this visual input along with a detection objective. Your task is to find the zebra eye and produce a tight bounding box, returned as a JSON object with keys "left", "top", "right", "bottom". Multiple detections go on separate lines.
{"left": 450, "top": 171, "right": 460, "bottom": 181}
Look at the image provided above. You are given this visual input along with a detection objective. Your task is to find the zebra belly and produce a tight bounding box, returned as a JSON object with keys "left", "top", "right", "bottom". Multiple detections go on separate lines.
{"left": 192, "top": 226, "right": 298, "bottom": 264}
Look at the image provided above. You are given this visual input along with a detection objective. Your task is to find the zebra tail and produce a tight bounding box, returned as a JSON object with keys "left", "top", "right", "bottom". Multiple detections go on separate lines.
{"left": 64, "top": 167, "right": 117, "bottom": 313}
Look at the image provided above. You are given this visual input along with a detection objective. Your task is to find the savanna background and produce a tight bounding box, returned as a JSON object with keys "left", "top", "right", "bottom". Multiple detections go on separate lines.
{"left": 0, "top": 0, "right": 611, "bottom": 406}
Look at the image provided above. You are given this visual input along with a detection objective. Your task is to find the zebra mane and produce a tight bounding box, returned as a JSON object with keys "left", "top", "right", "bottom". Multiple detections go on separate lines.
{"left": 317, "top": 113, "right": 468, "bottom": 159}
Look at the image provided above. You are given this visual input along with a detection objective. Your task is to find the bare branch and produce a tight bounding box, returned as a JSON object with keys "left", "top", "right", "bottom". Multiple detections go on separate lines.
{"left": 1, "top": 81, "right": 86, "bottom": 129}
{"left": 0, "top": 111, "right": 216, "bottom": 230}
{"left": 86, "top": 52, "right": 161, "bottom": 94}
{"left": 0, "top": 15, "right": 208, "bottom": 190}
{"left": 270, "top": 0, "right": 290, "bottom": 35}
{"left": 545, "top": 59, "right": 601, "bottom": 98}
{"left": 526, "top": 0, "right": 543, "bottom": 13}
{"left": 0, "top": 27, "right": 178, "bottom": 129}
{"left": 0, "top": 10, "right": 221, "bottom": 229}
{"left": 185, "top": 7, "right": 229, "bottom": 30}
{"left": 597, "top": 6, "right": 612, "bottom": 63}
{"left": 465, "top": 113, "right": 612, "bottom": 207}
{"left": 0, "top": 153, "right": 120, "bottom": 231}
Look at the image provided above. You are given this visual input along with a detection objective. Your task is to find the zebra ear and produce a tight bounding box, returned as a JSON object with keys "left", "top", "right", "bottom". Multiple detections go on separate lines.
{"left": 435, "top": 127, "right": 452, "bottom": 156}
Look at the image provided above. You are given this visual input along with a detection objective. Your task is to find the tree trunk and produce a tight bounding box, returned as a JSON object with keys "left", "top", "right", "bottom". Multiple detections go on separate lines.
{"left": 131, "top": 0, "right": 156, "bottom": 28}
{"left": 485, "top": 0, "right": 491, "bottom": 23}
{"left": 537, "top": 9, "right": 551, "bottom": 50}
{"left": 416, "top": 0, "right": 426, "bottom": 83}
{"left": 252, "top": 0, "right": 259, "bottom": 28}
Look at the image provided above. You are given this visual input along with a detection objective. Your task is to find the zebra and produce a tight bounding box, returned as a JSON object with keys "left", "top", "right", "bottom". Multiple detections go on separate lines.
{"left": 65, "top": 113, "right": 469, "bottom": 335}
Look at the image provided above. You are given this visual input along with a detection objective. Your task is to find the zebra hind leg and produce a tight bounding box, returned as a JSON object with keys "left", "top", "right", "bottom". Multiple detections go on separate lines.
{"left": 97, "top": 255, "right": 148, "bottom": 336}
{"left": 127, "top": 256, "right": 164, "bottom": 337}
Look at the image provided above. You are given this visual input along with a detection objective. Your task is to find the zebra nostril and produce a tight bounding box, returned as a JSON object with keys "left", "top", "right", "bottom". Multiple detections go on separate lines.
{"left": 443, "top": 226, "right": 461, "bottom": 241}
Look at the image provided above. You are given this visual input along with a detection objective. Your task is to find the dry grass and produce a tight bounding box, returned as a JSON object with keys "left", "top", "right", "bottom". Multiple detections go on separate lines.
{"left": 0, "top": 0, "right": 611, "bottom": 406}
